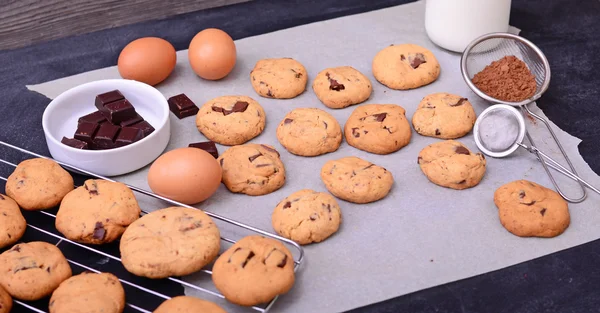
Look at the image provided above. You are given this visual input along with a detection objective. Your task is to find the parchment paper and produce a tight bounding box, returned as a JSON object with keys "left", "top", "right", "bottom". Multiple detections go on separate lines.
{"left": 27, "top": 1, "right": 600, "bottom": 312}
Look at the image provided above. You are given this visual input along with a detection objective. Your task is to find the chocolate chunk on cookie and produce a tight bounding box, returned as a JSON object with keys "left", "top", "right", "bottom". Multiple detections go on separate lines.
{"left": 6, "top": 158, "right": 74, "bottom": 211}
{"left": 0, "top": 194, "right": 26, "bottom": 249}
{"left": 212, "top": 235, "right": 295, "bottom": 306}
{"left": 154, "top": 296, "right": 227, "bottom": 313}
{"left": 49, "top": 272, "right": 125, "bottom": 313}
{"left": 55, "top": 179, "right": 141, "bottom": 244}
{"left": 494, "top": 180, "right": 570, "bottom": 238}
{"left": 250, "top": 58, "right": 308, "bottom": 99}
{"left": 0, "top": 242, "right": 72, "bottom": 301}
{"left": 272, "top": 189, "right": 342, "bottom": 245}
{"left": 276, "top": 108, "right": 342, "bottom": 156}
{"left": 0, "top": 285, "right": 11, "bottom": 313}
{"left": 372, "top": 44, "right": 440, "bottom": 90}
{"left": 418, "top": 140, "right": 486, "bottom": 190}
{"left": 320, "top": 156, "right": 394, "bottom": 203}
{"left": 120, "top": 207, "right": 220, "bottom": 279}
{"left": 312, "top": 66, "right": 373, "bottom": 109}
{"left": 218, "top": 144, "right": 286, "bottom": 196}
{"left": 412, "top": 93, "right": 476, "bottom": 139}
{"left": 344, "top": 104, "right": 412, "bottom": 154}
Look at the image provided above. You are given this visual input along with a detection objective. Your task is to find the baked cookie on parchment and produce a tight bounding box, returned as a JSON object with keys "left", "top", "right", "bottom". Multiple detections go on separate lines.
{"left": 0, "top": 285, "right": 11, "bottom": 313}
{"left": 49, "top": 272, "right": 125, "bottom": 313}
{"left": 0, "top": 194, "right": 26, "bottom": 249}
{"left": 312, "top": 66, "right": 372, "bottom": 109}
{"left": 154, "top": 296, "right": 227, "bottom": 313}
{"left": 276, "top": 108, "right": 342, "bottom": 156}
{"left": 250, "top": 58, "right": 308, "bottom": 99}
{"left": 412, "top": 93, "right": 476, "bottom": 139}
{"left": 372, "top": 43, "right": 440, "bottom": 90}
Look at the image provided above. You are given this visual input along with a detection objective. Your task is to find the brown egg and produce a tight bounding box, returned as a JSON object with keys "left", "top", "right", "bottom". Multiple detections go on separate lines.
{"left": 118, "top": 37, "right": 176, "bottom": 86}
{"left": 147, "top": 148, "right": 222, "bottom": 205}
{"left": 188, "top": 28, "right": 237, "bottom": 80}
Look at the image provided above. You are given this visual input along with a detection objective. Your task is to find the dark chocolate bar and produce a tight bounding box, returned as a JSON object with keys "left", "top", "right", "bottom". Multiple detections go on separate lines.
{"left": 92, "top": 123, "right": 120, "bottom": 149}
{"left": 99, "top": 99, "right": 137, "bottom": 124}
{"left": 78, "top": 111, "right": 107, "bottom": 125}
{"left": 115, "top": 127, "right": 144, "bottom": 148}
{"left": 61, "top": 137, "right": 89, "bottom": 149}
{"left": 189, "top": 141, "right": 219, "bottom": 158}
{"left": 168, "top": 93, "right": 199, "bottom": 119}
{"left": 119, "top": 113, "right": 143, "bottom": 127}
{"left": 95, "top": 90, "right": 125, "bottom": 110}
{"left": 73, "top": 121, "right": 99, "bottom": 144}
{"left": 130, "top": 120, "right": 155, "bottom": 137}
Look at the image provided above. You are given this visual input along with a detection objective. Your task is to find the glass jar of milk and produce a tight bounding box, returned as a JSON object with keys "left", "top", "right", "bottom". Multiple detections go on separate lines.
{"left": 425, "top": 0, "right": 512, "bottom": 53}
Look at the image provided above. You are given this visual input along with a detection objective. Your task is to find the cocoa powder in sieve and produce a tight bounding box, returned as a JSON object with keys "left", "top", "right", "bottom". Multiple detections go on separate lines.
{"left": 472, "top": 55, "right": 537, "bottom": 102}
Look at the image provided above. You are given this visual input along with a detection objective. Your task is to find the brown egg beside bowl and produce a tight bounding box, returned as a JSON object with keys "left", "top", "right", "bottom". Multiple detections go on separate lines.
{"left": 188, "top": 28, "right": 237, "bottom": 80}
{"left": 118, "top": 37, "right": 177, "bottom": 86}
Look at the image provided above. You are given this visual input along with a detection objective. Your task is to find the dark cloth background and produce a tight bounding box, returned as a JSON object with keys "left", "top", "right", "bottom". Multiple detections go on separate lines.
{"left": 1, "top": 0, "right": 599, "bottom": 312}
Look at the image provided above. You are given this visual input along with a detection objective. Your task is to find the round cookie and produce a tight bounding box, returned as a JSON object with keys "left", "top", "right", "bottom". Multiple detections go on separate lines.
{"left": 276, "top": 108, "right": 342, "bottom": 156}
{"left": 272, "top": 189, "right": 342, "bottom": 245}
{"left": 154, "top": 296, "right": 227, "bottom": 313}
{"left": 0, "top": 241, "right": 72, "bottom": 301}
{"left": 494, "top": 180, "right": 570, "bottom": 238}
{"left": 49, "top": 272, "right": 125, "bottom": 313}
{"left": 217, "top": 144, "right": 286, "bottom": 196}
{"left": 120, "top": 207, "right": 221, "bottom": 279}
{"left": 372, "top": 43, "right": 440, "bottom": 90}
{"left": 0, "top": 194, "right": 26, "bottom": 249}
{"left": 55, "top": 179, "right": 141, "bottom": 245}
{"left": 344, "top": 104, "right": 412, "bottom": 154}
{"left": 250, "top": 58, "right": 308, "bottom": 99}
{"left": 412, "top": 93, "right": 476, "bottom": 139}
{"left": 212, "top": 235, "right": 295, "bottom": 306}
{"left": 312, "top": 66, "right": 372, "bottom": 109}
{"left": 417, "top": 140, "right": 487, "bottom": 190}
{"left": 196, "top": 95, "right": 266, "bottom": 146}
{"left": 0, "top": 285, "right": 11, "bottom": 313}
{"left": 320, "top": 156, "right": 394, "bottom": 204}
{"left": 5, "top": 158, "right": 74, "bottom": 211}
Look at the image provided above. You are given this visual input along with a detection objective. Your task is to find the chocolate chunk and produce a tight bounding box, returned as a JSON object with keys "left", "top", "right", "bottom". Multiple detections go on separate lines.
{"left": 363, "top": 164, "right": 375, "bottom": 170}
{"left": 519, "top": 190, "right": 526, "bottom": 198}
{"left": 93, "top": 222, "right": 106, "bottom": 240}
{"left": 119, "top": 114, "right": 144, "bottom": 127}
{"left": 455, "top": 146, "right": 470, "bottom": 155}
{"left": 99, "top": 99, "right": 137, "bottom": 124}
{"left": 352, "top": 127, "right": 360, "bottom": 138}
{"left": 329, "top": 78, "right": 345, "bottom": 91}
{"left": 383, "top": 126, "right": 392, "bottom": 133}
{"left": 458, "top": 180, "right": 466, "bottom": 184}
{"left": 323, "top": 121, "right": 328, "bottom": 129}
{"left": 283, "top": 201, "right": 291, "bottom": 209}
{"left": 168, "top": 93, "right": 199, "bottom": 119}
{"left": 450, "top": 98, "right": 468, "bottom": 107}
{"left": 189, "top": 141, "right": 219, "bottom": 158}
{"left": 540, "top": 208, "right": 547, "bottom": 216}
{"left": 284, "top": 118, "right": 294, "bottom": 124}
{"left": 248, "top": 153, "right": 262, "bottom": 162}
{"left": 522, "top": 200, "right": 537, "bottom": 206}
{"left": 92, "top": 123, "right": 120, "bottom": 149}
{"left": 95, "top": 90, "right": 124, "bottom": 110}
{"left": 61, "top": 137, "right": 89, "bottom": 149}
{"left": 267, "top": 90, "right": 273, "bottom": 97}
{"left": 417, "top": 156, "right": 423, "bottom": 164}
{"left": 372, "top": 113, "right": 387, "bottom": 122}
{"left": 78, "top": 111, "right": 107, "bottom": 125}
{"left": 115, "top": 127, "right": 144, "bottom": 148}
{"left": 424, "top": 102, "right": 436, "bottom": 109}
{"left": 260, "top": 145, "right": 280, "bottom": 157}
{"left": 219, "top": 158, "right": 224, "bottom": 166}
{"left": 277, "top": 254, "right": 287, "bottom": 268}
{"left": 400, "top": 54, "right": 406, "bottom": 61}
{"left": 211, "top": 106, "right": 226, "bottom": 114}
{"left": 130, "top": 120, "right": 155, "bottom": 137}
{"left": 241, "top": 251, "right": 255, "bottom": 268}
{"left": 435, "top": 129, "right": 441, "bottom": 136}
{"left": 409, "top": 53, "right": 427, "bottom": 69}
{"left": 11, "top": 245, "right": 21, "bottom": 252}
{"left": 256, "top": 164, "right": 271, "bottom": 168}
{"left": 310, "top": 213, "right": 318, "bottom": 221}
{"left": 84, "top": 180, "right": 99, "bottom": 195}
{"left": 46, "top": 267, "right": 51, "bottom": 273}
{"left": 231, "top": 101, "right": 249, "bottom": 113}
{"left": 74, "top": 121, "right": 99, "bottom": 144}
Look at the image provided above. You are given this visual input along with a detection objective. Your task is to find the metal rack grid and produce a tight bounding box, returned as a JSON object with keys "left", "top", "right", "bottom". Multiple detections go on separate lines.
{"left": 0, "top": 140, "right": 305, "bottom": 313}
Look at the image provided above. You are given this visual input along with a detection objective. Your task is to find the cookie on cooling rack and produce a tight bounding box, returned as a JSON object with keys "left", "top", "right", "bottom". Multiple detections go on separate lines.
{"left": 154, "top": 296, "right": 227, "bottom": 313}
{"left": 212, "top": 235, "right": 295, "bottom": 306}
{"left": 0, "top": 241, "right": 72, "bottom": 301}
{"left": 120, "top": 207, "right": 221, "bottom": 279}
{"left": 5, "top": 158, "right": 74, "bottom": 210}
{"left": 49, "top": 272, "right": 125, "bottom": 313}
{"left": 0, "top": 285, "right": 11, "bottom": 313}
{"left": 55, "top": 179, "right": 141, "bottom": 245}
{"left": 0, "top": 194, "right": 26, "bottom": 249}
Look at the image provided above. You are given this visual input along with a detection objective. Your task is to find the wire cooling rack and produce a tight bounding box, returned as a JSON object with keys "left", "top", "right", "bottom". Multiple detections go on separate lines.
{"left": 0, "top": 140, "right": 305, "bottom": 313}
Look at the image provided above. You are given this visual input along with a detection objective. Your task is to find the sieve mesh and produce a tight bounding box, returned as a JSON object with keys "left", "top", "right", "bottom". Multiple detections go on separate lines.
{"left": 477, "top": 108, "right": 521, "bottom": 153}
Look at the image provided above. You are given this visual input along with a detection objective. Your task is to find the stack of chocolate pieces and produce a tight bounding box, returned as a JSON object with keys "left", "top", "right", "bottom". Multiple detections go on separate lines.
{"left": 61, "top": 90, "right": 155, "bottom": 150}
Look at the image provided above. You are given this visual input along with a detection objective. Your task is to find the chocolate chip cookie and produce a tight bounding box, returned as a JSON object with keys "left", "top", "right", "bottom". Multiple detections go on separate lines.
{"left": 5, "top": 158, "right": 74, "bottom": 211}
{"left": 272, "top": 189, "right": 342, "bottom": 245}
{"left": 372, "top": 44, "right": 440, "bottom": 90}
{"left": 212, "top": 235, "right": 295, "bottom": 306}
{"left": 0, "top": 194, "right": 26, "bottom": 249}
{"left": 417, "top": 140, "right": 487, "bottom": 190}
{"left": 344, "top": 104, "right": 412, "bottom": 154}
{"left": 196, "top": 95, "right": 266, "bottom": 146}
{"left": 120, "top": 207, "right": 221, "bottom": 279}
{"left": 0, "top": 241, "right": 72, "bottom": 301}
{"left": 494, "top": 180, "right": 570, "bottom": 238}
{"left": 320, "top": 156, "right": 394, "bottom": 203}
{"left": 217, "top": 144, "right": 286, "bottom": 196}
{"left": 276, "top": 108, "right": 342, "bottom": 156}
{"left": 154, "top": 296, "right": 227, "bottom": 313}
{"left": 0, "top": 285, "right": 11, "bottom": 313}
{"left": 412, "top": 93, "right": 476, "bottom": 139}
{"left": 49, "top": 272, "right": 125, "bottom": 313}
{"left": 312, "top": 66, "right": 373, "bottom": 109}
{"left": 55, "top": 179, "right": 141, "bottom": 245}
{"left": 250, "top": 58, "right": 308, "bottom": 99}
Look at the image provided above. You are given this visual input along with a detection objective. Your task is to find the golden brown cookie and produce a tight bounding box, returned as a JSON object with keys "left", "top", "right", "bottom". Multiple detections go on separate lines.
{"left": 494, "top": 180, "right": 570, "bottom": 238}
{"left": 344, "top": 104, "right": 412, "bottom": 154}
{"left": 320, "top": 156, "right": 394, "bottom": 203}
{"left": 5, "top": 158, "right": 74, "bottom": 211}
{"left": 417, "top": 140, "right": 486, "bottom": 190}
{"left": 250, "top": 58, "right": 308, "bottom": 99}
{"left": 372, "top": 44, "right": 440, "bottom": 90}
{"left": 312, "top": 66, "right": 372, "bottom": 109}
{"left": 196, "top": 95, "right": 266, "bottom": 146}
{"left": 276, "top": 108, "right": 342, "bottom": 156}
{"left": 153, "top": 296, "right": 227, "bottom": 313}
{"left": 120, "top": 207, "right": 221, "bottom": 279}
{"left": 0, "top": 194, "right": 26, "bottom": 249}
{"left": 212, "top": 235, "right": 295, "bottom": 306}
{"left": 49, "top": 272, "right": 125, "bottom": 313}
{"left": 217, "top": 144, "right": 286, "bottom": 196}
{"left": 272, "top": 189, "right": 342, "bottom": 245}
{"left": 55, "top": 179, "right": 141, "bottom": 245}
{"left": 412, "top": 93, "right": 476, "bottom": 139}
{"left": 0, "top": 241, "right": 72, "bottom": 301}
{"left": 0, "top": 285, "right": 11, "bottom": 313}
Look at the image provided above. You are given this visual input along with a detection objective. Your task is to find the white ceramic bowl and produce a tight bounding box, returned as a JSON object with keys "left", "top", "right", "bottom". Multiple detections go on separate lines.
{"left": 42, "top": 79, "right": 170, "bottom": 177}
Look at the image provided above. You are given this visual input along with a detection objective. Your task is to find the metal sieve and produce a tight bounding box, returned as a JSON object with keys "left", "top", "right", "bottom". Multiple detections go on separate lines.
{"left": 461, "top": 32, "right": 595, "bottom": 203}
